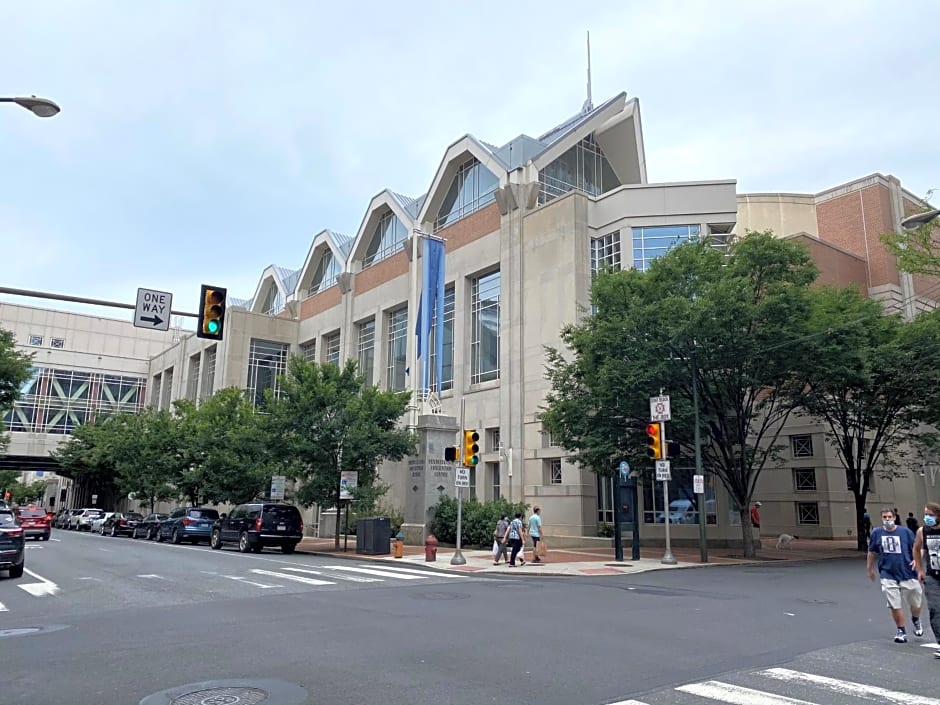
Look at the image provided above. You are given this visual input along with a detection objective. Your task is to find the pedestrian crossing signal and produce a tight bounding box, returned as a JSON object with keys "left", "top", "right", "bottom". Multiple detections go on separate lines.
{"left": 444, "top": 446, "right": 458, "bottom": 462}
{"left": 196, "top": 285, "right": 227, "bottom": 340}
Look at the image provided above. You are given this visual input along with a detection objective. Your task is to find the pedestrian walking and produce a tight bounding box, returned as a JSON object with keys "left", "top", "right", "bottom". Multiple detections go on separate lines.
{"left": 866, "top": 507, "right": 924, "bottom": 643}
{"left": 528, "top": 506, "right": 544, "bottom": 563}
{"left": 906, "top": 512, "right": 920, "bottom": 534}
{"left": 750, "top": 502, "right": 762, "bottom": 530}
{"left": 507, "top": 511, "right": 526, "bottom": 567}
{"left": 913, "top": 501, "right": 940, "bottom": 659}
{"left": 493, "top": 515, "right": 510, "bottom": 565}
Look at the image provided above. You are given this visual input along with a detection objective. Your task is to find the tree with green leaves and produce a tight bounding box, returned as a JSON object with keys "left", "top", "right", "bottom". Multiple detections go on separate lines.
{"left": 51, "top": 417, "right": 122, "bottom": 508}
{"left": 882, "top": 212, "right": 940, "bottom": 279}
{"left": 107, "top": 409, "right": 184, "bottom": 513}
{"left": 9, "top": 479, "right": 49, "bottom": 505}
{"left": 175, "top": 389, "right": 272, "bottom": 506}
{"left": 267, "top": 357, "right": 415, "bottom": 550}
{"left": 0, "top": 327, "right": 33, "bottom": 453}
{"left": 793, "top": 287, "right": 940, "bottom": 550}
{"left": 542, "top": 232, "right": 819, "bottom": 557}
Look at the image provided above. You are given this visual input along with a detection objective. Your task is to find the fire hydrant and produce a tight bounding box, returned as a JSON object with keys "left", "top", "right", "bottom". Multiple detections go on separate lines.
{"left": 394, "top": 531, "right": 405, "bottom": 559}
{"left": 424, "top": 533, "right": 438, "bottom": 562}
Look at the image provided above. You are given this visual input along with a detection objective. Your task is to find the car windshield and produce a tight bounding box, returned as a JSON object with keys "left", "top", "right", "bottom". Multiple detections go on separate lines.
{"left": 18, "top": 509, "right": 47, "bottom": 518}
{"left": 0, "top": 513, "right": 16, "bottom": 526}
{"left": 86, "top": 510, "right": 103, "bottom": 516}
{"left": 125, "top": 513, "right": 144, "bottom": 520}
{"left": 187, "top": 509, "right": 219, "bottom": 520}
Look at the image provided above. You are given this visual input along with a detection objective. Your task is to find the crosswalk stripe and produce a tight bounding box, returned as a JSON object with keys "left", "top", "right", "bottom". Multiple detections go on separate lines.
{"left": 222, "top": 575, "right": 282, "bottom": 589}
{"left": 354, "top": 563, "right": 471, "bottom": 578}
{"left": 0, "top": 602, "right": 7, "bottom": 612}
{"left": 677, "top": 681, "right": 816, "bottom": 704}
{"left": 604, "top": 700, "right": 649, "bottom": 705}
{"left": 922, "top": 642, "right": 940, "bottom": 648}
{"left": 762, "top": 667, "right": 940, "bottom": 705}
{"left": 250, "top": 569, "right": 335, "bottom": 586}
{"left": 281, "top": 567, "right": 380, "bottom": 583}
{"left": 322, "top": 565, "right": 429, "bottom": 580}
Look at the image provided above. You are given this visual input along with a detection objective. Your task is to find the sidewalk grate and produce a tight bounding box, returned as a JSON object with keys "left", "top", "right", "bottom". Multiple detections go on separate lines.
{"left": 171, "top": 687, "right": 268, "bottom": 705}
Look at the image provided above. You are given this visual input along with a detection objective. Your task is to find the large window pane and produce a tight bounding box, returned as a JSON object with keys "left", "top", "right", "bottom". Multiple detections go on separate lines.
{"left": 364, "top": 210, "right": 408, "bottom": 268}
{"left": 434, "top": 158, "right": 498, "bottom": 232}
{"left": 357, "top": 319, "right": 376, "bottom": 387}
{"left": 247, "top": 339, "right": 289, "bottom": 408}
{"left": 471, "top": 271, "right": 500, "bottom": 384}
{"left": 632, "top": 225, "right": 701, "bottom": 272}
{"left": 308, "top": 250, "right": 340, "bottom": 295}
{"left": 538, "top": 135, "right": 620, "bottom": 205}
{"left": 643, "top": 471, "right": 717, "bottom": 525}
{"left": 386, "top": 308, "right": 408, "bottom": 391}
{"left": 429, "top": 285, "right": 455, "bottom": 392}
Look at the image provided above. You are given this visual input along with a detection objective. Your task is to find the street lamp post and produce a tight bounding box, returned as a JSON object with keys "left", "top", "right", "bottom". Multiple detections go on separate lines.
{"left": 901, "top": 209, "right": 940, "bottom": 230}
{"left": 0, "top": 95, "right": 60, "bottom": 118}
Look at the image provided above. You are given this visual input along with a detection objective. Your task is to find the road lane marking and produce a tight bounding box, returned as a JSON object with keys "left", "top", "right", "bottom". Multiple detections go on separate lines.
{"left": 605, "top": 701, "right": 649, "bottom": 705}
{"left": 922, "top": 642, "right": 940, "bottom": 648}
{"left": 18, "top": 568, "right": 59, "bottom": 597}
{"left": 356, "top": 564, "right": 471, "bottom": 579}
{"left": 76, "top": 577, "right": 101, "bottom": 582}
{"left": 49, "top": 537, "right": 61, "bottom": 542}
{"left": 250, "top": 569, "right": 335, "bottom": 586}
{"left": 280, "top": 566, "right": 380, "bottom": 583}
{"left": 97, "top": 547, "right": 114, "bottom": 553}
{"left": 322, "top": 565, "right": 430, "bottom": 580}
{"left": 677, "top": 681, "right": 816, "bottom": 704}
{"left": 137, "top": 574, "right": 167, "bottom": 580}
{"left": 222, "top": 575, "right": 282, "bottom": 588}
{"left": 763, "top": 667, "right": 940, "bottom": 705}
{"left": 0, "top": 602, "right": 7, "bottom": 612}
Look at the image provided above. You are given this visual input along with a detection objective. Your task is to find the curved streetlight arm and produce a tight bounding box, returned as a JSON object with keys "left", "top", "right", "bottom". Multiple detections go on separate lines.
{"left": 901, "top": 208, "right": 940, "bottom": 230}
{"left": 0, "top": 95, "right": 61, "bottom": 118}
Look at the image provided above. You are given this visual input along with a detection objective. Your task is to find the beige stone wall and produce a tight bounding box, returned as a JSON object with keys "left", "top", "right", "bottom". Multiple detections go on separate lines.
{"left": 735, "top": 193, "right": 818, "bottom": 237}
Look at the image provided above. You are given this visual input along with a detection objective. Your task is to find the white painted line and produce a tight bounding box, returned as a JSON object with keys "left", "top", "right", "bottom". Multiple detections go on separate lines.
{"left": 49, "top": 537, "right": 61, "bottom": 542}
{"left": 250, "top": 569, "right": 335, "bottom": 586}
{"left": 18, "top": 568, "right": 59, "bottom": 597}
{"left": 136, "top": 574, "right": 167, "bottom": 580}
{"left": 281, "top": 566, "right": 380, "bottom": 583}
{"left": 677, "top": 681, "right": 816, "bottom": 704}
{"left": 604, "top": 701, "right": 649, "bottom": 705}
{"left": 922, "top": 642, "right": 940, "bottom": 648}
{"left": 97, "top": 547, "right": 114, "bottom": 553}
{"left": 25, "top": 544, "right": 44, "bottom": 549}
{"left": 322, "top": 565, "right": 429, "bottom": 580}
{"left": 222, "top": 575, "right": 282, "bottom": 589}
{"left": 763, "top": 668, "right": 940, "bottom": 704}
{"left": 76, "top": 577, "right": 101, "bottom": 582}
{"left": 355, "top": 564, "right": 470, "bottom": 578}
{"left": 0, "top": 602, "right": 7, "bottom": 612}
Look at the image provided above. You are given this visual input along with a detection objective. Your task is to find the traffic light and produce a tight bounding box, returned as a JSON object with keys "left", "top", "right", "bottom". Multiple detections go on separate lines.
{"left": 196, "top": 284, "right": 227, "bottom": 340}
{"left": 444, "top": 446, "right": 458, "bottom": 462}
{"left": 463, "top": 430, "right": 480, "bottom": 467}
{"left": 646, "top": 422, "right": 664, "bottom": 460}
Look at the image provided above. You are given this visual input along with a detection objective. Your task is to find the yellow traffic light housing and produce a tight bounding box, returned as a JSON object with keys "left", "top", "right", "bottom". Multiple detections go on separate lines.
{"left": 646, "top": 423, "right": 664, "bottom": 460}
{"left": 463, "top": 430, "right": 480, "bottom": 467}
{"left": 196, "top": 284, "right": 227, "bottom": 340}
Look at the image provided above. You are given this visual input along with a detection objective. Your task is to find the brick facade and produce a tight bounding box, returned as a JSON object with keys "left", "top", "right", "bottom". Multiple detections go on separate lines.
{"left": 299, "top": 285, "right": 341, "bottom": 319}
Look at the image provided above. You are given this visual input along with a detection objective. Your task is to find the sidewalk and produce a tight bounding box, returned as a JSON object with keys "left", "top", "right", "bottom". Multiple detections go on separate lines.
{"left": 296, "top": 536, "right": 864, "bottom": 577}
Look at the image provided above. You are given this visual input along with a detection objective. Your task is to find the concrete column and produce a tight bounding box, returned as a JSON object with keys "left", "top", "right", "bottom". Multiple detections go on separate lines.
{"left": 400, "top": 413, "right": 460, "bottom": 545}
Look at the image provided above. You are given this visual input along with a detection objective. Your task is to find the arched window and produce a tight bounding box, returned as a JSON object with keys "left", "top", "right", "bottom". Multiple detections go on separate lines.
{"left": 260, "top": 285, "right": 283, "bottom": 316}
{"left": 307, "top": 250, "right": 340, "bottom": 296}
{"left": 434, "top": 157, "right": 498, "bottom": 231}
{"left": 363, "top": 210, "right": 407, "bottom": 268}
{"left": 538, "top": 134, "right": 620, "bottom": 205}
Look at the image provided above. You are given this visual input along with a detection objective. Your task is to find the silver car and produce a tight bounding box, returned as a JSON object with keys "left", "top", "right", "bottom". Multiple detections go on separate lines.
{"left": 69, "top": 508, "right": 104, "bottom": 531}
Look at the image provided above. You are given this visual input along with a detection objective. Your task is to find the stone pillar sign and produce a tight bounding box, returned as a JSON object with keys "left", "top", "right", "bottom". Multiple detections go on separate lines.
{"left": 400, "top": 413, "right": 460, "bottom": 546}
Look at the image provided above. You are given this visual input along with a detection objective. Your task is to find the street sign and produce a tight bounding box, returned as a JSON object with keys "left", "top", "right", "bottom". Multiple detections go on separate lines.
{"left": 455, "top": 467, "right": 470, "bottom": 488}
{"left": 693, "top": 474, "right": 705, "bottom": 494}
{"left": 650, "top": 395, "right": 671, "bottom": 422}
{"left": 655, "top": 460, "right": 671, "bottom": 482}
{"left": 340, "top": 471, "right": 358, "bottom": 500}
{"left": 270, "top": 475, "right": 286, "bottom": 500}
{"left": 134, "top": 287, "right": 172, "bottom": 331}
{"left": 618, "top": 460, "right": 630, "bottom": 481}
{"left": 91, "top": 494, "right": 98, "bottom": 505}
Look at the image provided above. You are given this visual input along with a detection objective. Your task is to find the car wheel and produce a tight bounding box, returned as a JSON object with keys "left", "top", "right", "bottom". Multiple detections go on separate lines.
{"left": 110, "top": 524, "right": 118, "bottom": 537}
{"left": 281, "top": 543, "right": 297, "bottom": 555}
{"left": 238, "top": 532, "right": 251, "bottom": 553}
{"left": 42, "top": 533, "right": 50, "bottom": 541}
{"left": 148, "top": 528, "right": 157, "bottom": 541}
{"left": 9, "top": 563, "right": 24, "bottom": 579}
{"left": 155, "top": 529, "right": 164, "bottom": 543}
{"left": 171, "top": 528, "right": 182, "bottom": 545}
{"left": 210, "top": 529, "right": 222, "bottom": 550}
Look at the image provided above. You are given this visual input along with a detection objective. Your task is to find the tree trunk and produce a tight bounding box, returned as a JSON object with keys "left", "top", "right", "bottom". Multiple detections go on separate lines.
{"left": 854, "top": 494, "right": 869, "bottom": 552}
{"left": 739, "top": 508, "right": 756, "bottom": 559}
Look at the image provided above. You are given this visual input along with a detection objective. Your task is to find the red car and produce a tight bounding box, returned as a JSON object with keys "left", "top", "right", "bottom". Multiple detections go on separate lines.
{"left": 15, "top": 506, "right": 51, "bottom": 541}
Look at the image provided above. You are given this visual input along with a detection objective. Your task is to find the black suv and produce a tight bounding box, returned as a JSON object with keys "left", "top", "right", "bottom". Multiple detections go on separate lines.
{"left": 210, "top": 503, "right": 303, "bottom": 554}
{"left": 0, "top": 509, "right": 25, "bottom": 578}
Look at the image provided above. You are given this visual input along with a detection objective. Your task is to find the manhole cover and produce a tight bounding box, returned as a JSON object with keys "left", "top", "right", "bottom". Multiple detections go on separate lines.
{"left": 171, "top": 687, "right": 268, "bottom": 705}
{"left": 0, "top": 628, "right": 41, "bottom": 639}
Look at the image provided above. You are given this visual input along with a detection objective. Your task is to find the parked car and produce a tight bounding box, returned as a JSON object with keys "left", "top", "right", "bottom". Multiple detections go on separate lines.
{"left": 103, "top": 512, "right": 143, "bottom": 537}
{"left": 133, "top": 513, "right": 167, "bottom": 540}
{"left": 54, "top": 509, "right": 78, "bottom": 529}
{"left": 210, "top": 503, "right": 304, "bottom": 554}
{"left": 92, "top": 512, "right": 117, "bottom": 534}
{"left": 14, "top": 506, "right": 51, "bottom": 541}
{"left": 0, "top": 509, "right": 25, "bottom": 578}
{"left": 69, "top": 508, "right": 105, "bottom": 531}
{"left": 156, "top": 507, "right": 220, "bottom": 545}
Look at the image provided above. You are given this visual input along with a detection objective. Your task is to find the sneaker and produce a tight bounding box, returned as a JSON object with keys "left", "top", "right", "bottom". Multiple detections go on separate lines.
{"left": 913, "top": 619, "right": 924, "bottom": 638}
{"left": 933, "top": 650, "right": 940, "bottom": 659}
{"left": 894, "top": 629, "right": 907, "bottom": 644}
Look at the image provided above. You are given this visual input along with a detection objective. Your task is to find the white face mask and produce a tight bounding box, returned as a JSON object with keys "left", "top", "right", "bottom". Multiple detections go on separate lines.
{"left": 882, "top": 519, "right": 895, "bottom": 528}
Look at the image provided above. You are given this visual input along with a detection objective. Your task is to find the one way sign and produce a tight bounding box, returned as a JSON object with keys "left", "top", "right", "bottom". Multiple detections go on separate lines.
{"left": 134, "top": 287, "right": 172, "bottom": 331}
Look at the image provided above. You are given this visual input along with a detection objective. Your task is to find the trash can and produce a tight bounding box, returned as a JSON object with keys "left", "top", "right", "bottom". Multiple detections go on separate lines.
{"left": 356, "top": 517, "right": 391, "bottom": 555}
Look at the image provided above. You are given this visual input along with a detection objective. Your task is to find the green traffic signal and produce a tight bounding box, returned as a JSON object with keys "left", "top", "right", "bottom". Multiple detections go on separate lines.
{"left": 206, "top": 319, "right": 220, "bottom": 334}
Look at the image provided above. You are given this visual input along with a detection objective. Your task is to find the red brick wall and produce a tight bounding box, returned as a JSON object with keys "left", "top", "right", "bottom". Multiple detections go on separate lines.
{"left": 299, "top": 285, "right": 341, "bottom": 319}
{"left": 790, "top": 234, "right": 868, "bottom": 293}
{"left": 354, "top": 250, "right": 409, "bottom": 295}
{"left": 436, "top": 202, "right": 500, "bottom": 251}
{"left": 815, "top": 184, "right": 899, "bottom": 289}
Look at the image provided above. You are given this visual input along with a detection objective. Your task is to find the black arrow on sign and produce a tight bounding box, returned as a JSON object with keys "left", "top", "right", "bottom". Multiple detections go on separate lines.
{"left": 140, "top": 314, "right": 163, "bottom": 327}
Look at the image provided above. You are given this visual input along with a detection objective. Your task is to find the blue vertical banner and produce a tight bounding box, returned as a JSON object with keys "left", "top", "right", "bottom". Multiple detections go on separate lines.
{"left": 416, "top": 236, "right": 446, "bottom": 395}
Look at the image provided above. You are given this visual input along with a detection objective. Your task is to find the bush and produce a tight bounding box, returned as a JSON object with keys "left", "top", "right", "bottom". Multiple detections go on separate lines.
{"left": 430, "top": 497, "right": 529, "bottom": 547}
{"left": 597, "top": 522, "right": 614, "bottom": 537}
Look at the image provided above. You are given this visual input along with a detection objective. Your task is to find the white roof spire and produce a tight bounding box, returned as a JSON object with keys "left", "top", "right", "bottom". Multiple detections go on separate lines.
{"left": 581, "top": 30, "right": 594, "bottom": 114}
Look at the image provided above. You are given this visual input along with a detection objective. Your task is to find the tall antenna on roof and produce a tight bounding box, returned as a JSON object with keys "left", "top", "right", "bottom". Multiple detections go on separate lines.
{"left": 581, "top": 30, "right": 594, "bottom": 114}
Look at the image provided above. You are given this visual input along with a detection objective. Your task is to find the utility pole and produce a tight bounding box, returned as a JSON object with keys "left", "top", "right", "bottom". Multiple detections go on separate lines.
{"left": 693, "top": 350, "right": 708, "bottom": 562}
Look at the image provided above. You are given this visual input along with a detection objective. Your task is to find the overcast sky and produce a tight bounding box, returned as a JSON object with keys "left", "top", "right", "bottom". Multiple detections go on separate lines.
{"left": 2, "top": 0, "right": 938, "bottom": 324}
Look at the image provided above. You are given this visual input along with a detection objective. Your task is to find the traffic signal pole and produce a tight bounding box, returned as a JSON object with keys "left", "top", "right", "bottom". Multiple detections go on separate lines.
{"left": 451, "top": 397, "right": 467, "bottom": 566}
{"left": 0, "top": 286, "right": 197, "bottom": 318}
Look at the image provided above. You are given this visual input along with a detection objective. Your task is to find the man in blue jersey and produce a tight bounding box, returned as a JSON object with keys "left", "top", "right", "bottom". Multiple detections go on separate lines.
{"left": 867, "top": 507, "right": 924, "bottom": 643}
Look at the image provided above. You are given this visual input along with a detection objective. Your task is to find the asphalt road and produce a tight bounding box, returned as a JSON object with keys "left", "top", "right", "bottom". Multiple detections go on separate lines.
{"left": 1, "top": 530, "right": 938, "bottom": 705}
